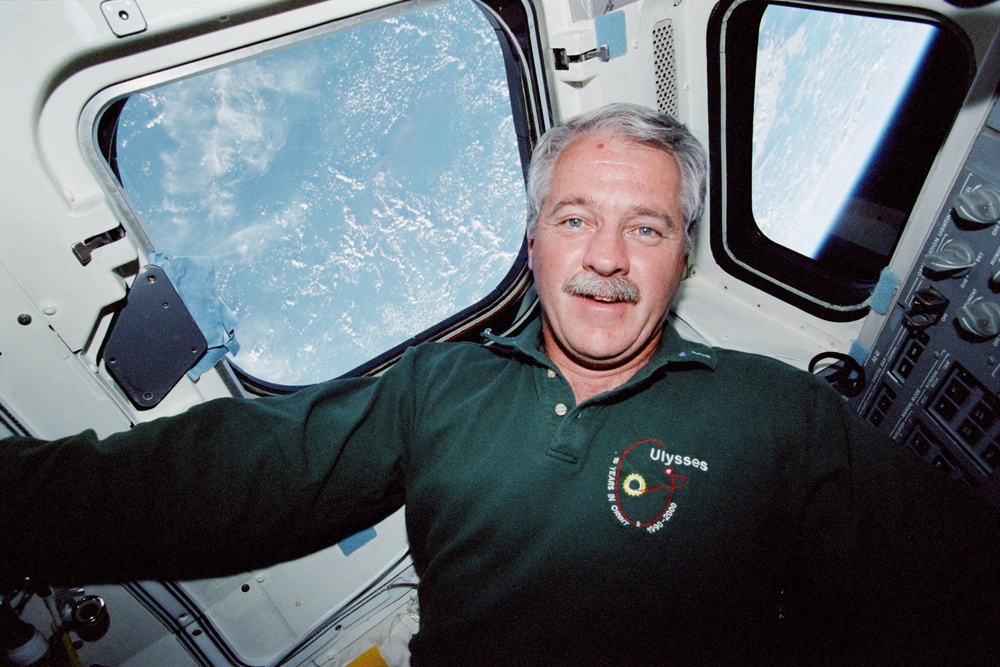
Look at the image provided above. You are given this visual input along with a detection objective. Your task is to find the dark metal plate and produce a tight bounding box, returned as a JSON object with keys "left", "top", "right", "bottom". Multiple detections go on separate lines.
{"left": 102, "top": 265, "right": 207, "bottom": 409}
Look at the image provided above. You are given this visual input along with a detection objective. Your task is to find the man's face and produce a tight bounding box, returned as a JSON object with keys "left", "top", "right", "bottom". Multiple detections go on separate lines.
{"left": 528, "top": 131, "right": 687, "bottom": 373}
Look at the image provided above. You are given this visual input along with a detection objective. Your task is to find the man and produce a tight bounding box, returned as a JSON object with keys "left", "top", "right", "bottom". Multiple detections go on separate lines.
{"left": 525, "top": 106, "right": 698, "bottom": 401}
{"left": 2, "top": 104, "right": 998, "bottom": 665}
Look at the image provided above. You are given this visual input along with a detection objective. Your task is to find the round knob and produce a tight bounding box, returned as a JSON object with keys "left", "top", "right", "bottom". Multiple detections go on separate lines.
{"left": 924, "top": 242, "right": 975, "bottom": 278}
{"left": 956, "top": 300, "right": 1000, "bottom": 339}
{"left": 953, "top": 187, "right": 1000, "bottom": 227}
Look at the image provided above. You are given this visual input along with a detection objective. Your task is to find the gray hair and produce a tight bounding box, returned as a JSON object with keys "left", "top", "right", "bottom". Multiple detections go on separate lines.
{"left": 525, "top": 103, "right": 708, "bottom": 256}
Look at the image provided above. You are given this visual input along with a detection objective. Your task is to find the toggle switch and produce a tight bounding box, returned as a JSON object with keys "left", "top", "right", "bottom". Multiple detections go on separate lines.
{"left": 903, "top": 287, "right": 950, "bottom": 331}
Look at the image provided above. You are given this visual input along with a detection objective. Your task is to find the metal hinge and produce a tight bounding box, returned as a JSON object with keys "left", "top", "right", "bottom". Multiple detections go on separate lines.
{"left": 553, "top": 45, "right": 610, "bottom": 70}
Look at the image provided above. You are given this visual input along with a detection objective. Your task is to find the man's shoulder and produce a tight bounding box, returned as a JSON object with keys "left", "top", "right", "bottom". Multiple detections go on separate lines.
{"left": 389, "top": 339, "right": 528, "bottom": 403}
{"left": 698, "top": 344, "right": 838, "bottom": 401}
{"left": 400, "top": 338, "right": 521, "bottom": 373}
{"left": 713, "top": 345, "right": 805, "bottom": 374}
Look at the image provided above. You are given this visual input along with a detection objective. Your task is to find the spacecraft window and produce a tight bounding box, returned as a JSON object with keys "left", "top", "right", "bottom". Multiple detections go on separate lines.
{"left": 710, "top": 1, "right": 972, "bottom": 320}
{"left": 104, "top": 0, "right": 528, "bottom": 388}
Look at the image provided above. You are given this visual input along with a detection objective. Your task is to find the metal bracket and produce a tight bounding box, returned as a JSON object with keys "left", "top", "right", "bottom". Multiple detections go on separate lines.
{"left": 102, "top": 265, "right": 207, "bottom": 409}
{"left": 553, "top": 45, "right": 610, "bottom": 70}
{"left": 100, "top": 0, "right": 147, "bottom": 38}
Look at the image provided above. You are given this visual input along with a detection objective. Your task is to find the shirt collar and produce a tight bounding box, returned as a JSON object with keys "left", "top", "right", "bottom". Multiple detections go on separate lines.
{"left": 484, "top": 316, "right": 717, "bottom": 381}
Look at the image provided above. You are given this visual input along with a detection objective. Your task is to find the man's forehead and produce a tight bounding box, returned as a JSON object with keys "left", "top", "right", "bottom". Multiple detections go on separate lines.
{"left": 552, "top": 132, "right": 678, "bottom": 182}
{"left": 553, "top": 130, "right": 679, "bottom": 173}
{"left": 562, "top": 130, "right": 674, "bottom": 159}
{"left": 546, "top": 133, "right": 682, "bottom": 212}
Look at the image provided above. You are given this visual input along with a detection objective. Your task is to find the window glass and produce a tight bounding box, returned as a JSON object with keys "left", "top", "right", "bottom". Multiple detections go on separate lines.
{"left": 752, "top": 6, "right": 935, "bottom": 260}
{"left": 112, "top": 0, "right": 526, "bottom": 386}
{"left": 709, "top": 0, "right": 971, "bottom": 318}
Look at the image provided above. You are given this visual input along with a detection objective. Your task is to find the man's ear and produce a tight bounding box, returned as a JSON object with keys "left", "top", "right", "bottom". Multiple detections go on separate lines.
{"left": 526, "top": 232, "right": 534, "bottom": 270}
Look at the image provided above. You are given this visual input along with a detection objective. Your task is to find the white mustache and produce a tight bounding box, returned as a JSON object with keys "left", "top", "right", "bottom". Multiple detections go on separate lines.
{"left": 563, "top": 273, "right": 640, "bottom": 303}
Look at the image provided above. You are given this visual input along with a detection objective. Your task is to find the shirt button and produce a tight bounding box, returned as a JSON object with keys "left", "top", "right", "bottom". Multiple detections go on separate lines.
{"left": 555, "top": 403, "right": 568, "bottom": 416}
{"left": 547, "top": 369, "right": 557, "bottom": 379}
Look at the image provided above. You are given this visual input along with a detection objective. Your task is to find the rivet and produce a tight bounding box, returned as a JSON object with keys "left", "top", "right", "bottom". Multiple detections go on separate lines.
{"left": 17, "top": 313, "right": 31, "bottom": 325}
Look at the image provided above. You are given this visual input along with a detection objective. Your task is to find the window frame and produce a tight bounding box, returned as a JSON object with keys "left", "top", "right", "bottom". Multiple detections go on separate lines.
{"left": 707, "top": 0, "right": 975, "bottom": 321}
{"left": 87, "top": 0, "right": 550, "bottom": 393}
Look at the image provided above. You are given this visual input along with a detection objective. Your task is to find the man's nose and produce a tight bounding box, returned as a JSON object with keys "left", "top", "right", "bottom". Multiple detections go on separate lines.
{"left": 582, "top": 224, "right": 629, "bottom": 276}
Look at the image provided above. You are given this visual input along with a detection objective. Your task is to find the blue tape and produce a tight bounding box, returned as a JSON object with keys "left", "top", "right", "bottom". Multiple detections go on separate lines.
{"left": 338, "top": 527, "right": 377, "bottom": 556}
{"left": 869, "top": 267, "right": 900, "bottom": 315}
{"left": 595, "top": 10, "right": 627, "bottom": 59}
{"left": 149, "top": 251, "right": 240, "bottom": 380}
{"left": 848, "top": 339, "right": 869, "bottom": 366}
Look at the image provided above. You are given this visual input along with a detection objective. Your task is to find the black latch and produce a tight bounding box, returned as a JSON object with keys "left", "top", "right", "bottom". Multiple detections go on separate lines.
{"left": 72, "top": 225, "right": 126, "bottom": 266}
{"left": 553, "top": 44, "right": 610, "bottom": 70}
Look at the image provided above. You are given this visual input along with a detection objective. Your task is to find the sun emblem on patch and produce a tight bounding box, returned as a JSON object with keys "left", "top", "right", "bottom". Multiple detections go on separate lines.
{"left": 622, "top": 473, "right": 646, "bottom": 497}
{"left": 612, "top": 439, "right": 690, "bottom": 528}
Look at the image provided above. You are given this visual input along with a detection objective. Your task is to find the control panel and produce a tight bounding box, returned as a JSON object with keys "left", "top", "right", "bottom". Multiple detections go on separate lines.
{"left": 851, "top": 94, "right": 1000, "bottom": 505}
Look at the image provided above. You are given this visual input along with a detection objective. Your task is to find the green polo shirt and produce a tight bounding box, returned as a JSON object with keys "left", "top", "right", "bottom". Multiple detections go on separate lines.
{"left": 2, "top": 319, "right": 997, "bottom": 664}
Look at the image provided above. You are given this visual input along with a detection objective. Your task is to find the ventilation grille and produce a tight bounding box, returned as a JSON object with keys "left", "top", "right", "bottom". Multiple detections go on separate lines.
{"left": 652, "top": 19, "right": 678, "bottom": 118}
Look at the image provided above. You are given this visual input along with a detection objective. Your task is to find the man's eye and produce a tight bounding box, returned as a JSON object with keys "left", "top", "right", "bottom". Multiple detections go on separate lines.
{"left": 636, "top": 226, "right": 658, "bottom": 237}
{"left": 564, "top": 218, "right": 584, "bottom": 228}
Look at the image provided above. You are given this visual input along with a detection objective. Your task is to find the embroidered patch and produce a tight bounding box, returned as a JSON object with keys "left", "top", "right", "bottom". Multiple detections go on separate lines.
{"left": 607, "top": 438, "right": 708, "bottom": 533}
